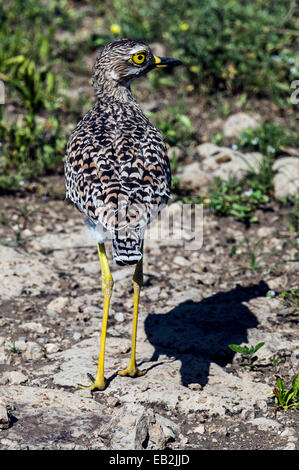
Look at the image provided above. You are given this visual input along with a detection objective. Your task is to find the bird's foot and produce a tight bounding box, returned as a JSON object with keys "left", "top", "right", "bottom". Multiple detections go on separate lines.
{"left": 78, "top": 373, "right": 107, "bottom": 391}
{"left": 118, "top": 363, "right": 146, "bottom": 378}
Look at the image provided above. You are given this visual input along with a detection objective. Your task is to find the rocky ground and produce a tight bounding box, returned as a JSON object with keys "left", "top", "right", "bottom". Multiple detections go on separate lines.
{"left": 0, "top": 175, "right": 298, "bottom": 450}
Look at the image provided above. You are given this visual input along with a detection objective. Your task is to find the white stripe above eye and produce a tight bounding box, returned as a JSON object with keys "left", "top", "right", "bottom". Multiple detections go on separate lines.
{"left": 129, "top": 46, "right": 148, "bottom": 56}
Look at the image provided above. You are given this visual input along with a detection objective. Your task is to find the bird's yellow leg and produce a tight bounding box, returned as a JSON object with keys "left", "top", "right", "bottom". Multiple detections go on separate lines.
{"left": 79, "top": 243, "right": 113, "bottom": 391}
{"left": 118, "top": 248, "right": 146, "bottom": 378}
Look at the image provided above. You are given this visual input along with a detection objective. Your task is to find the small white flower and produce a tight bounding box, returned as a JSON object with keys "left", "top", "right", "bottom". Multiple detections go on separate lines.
{"left": 267, "top": 145, "right": 275, "bottom": 153}
{"left": 290, "top": 66, "right": 297, "bottom": 75}
{"left": 266, "top": 290, "right": 276, "bottom": 298}
{"left": 231, "top": 144, "right": 238, "bottom": 150}
{"left": 288, "top": 57, "right": 295, "bottom": 64}
{"left": 251, "top": 137, "right": 259, "bottom": 145}
{"left": 243, "top": 188, "right": 253, "bottom": 197}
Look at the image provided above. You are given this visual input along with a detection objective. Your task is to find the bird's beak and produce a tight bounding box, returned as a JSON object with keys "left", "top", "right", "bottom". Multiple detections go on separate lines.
{"left": 154, "top": 56, "right": 183, "bottom": 68}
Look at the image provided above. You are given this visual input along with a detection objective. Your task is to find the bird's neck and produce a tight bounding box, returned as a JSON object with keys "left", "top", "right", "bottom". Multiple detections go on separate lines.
{"left": 93, "top": 77, "right": 139, "bottom": 108}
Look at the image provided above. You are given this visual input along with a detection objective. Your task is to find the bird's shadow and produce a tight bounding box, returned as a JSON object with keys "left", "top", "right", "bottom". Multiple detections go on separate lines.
{"left": 143, "top": 281, "right": 269, "bottom": 388}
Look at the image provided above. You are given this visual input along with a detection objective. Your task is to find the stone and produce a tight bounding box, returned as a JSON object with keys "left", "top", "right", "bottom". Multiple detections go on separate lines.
{"left": 193, "top": 424, "right": 205, "bottom": 435}
{"left": 177, "top": 161, "right": 212, "bottom": 189}
{"left": 173, "top": 256, "right": 191, "bottom": 267}
{"left": 281, "top": 427, "right": 295, "bottom": 438}
{"left": 284, "top": 442, "right": 296, "bottom": 450}
{"left": 47, "top": 297, "right": 69, "bottom": 313}
{"left": 223, "top": 112, "right": 260, "bottom": 138}
{"left": 250, "top": 418, "right": 282, "bottom": 432}
{"left": 4, "top": 371, "right": 28, "bottom": 385}
{"left": 114, "top": 312, "right": 125, "bottom": 322}
{"left": 46, "top": 343, "right": 60, "bottom": 354}
{"left": 197, "top": 143, "right": 264, "bottom": 182}
{"left": 273, "top": 157, "right": 299, "bottom": 198}
{"left": 22, "top": 322, "right": 47, "bottom": 335}
{"left": 72, "top": 332, "right": 81, "bottom": 341}
{"left": 0, "top": 400, "right": 11, "bottom": 430}
{"left": 22, "top": 341, "right": 44, "bottom": 361}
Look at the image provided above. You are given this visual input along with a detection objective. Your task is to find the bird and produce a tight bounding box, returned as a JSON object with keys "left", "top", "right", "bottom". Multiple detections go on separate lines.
{"left": 64, "top": 39, "right": 182, "bottom": 391}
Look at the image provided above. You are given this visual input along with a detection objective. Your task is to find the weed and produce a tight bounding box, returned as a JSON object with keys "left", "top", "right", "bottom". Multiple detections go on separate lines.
{"left": 272, "top": 373, "right": 299, "bottom": 412}
{"left": 146, "top": 101, "right": 195, "bottom": 148}
{"left": 229, "top": 342, "right": 265, "bottom": 370}
{"left": 278, "top": 288, "right": 299, "bottom": 314}
{"left": 8, "top": 341, "right": 23, "bottom": 355}
{"left": 233, "top": 236, "right": 283, "bottom": 272}
{"left": 0, "top": 203, "right": 44, "bottom": 249}
{"left": 208, "top": 177, "right": 269, "bottom": 223}
{"left": 236, "top": 123, "right": 297, "bottom": 158}
{"left": 280, "top": 196, "right": 299, "bottom": 233}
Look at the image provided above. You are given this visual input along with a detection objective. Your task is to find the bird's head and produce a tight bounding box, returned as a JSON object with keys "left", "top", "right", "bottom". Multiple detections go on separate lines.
{"left": 92, "top": 39, "right": 182, "bottom": 94}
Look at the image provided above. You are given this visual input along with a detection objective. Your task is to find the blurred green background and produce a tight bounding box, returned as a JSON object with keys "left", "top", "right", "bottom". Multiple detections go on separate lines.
{"left": 0, "top": 0, "right": 298, "bottom": 224}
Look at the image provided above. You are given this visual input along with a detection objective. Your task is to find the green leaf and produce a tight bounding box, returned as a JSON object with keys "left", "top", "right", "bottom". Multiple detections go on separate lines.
{"left": 178, "top": 114, "right": 192, "bottom": 128}
{"left": 253, "top": 342, "right": 265, "bottom": 353}
{"left": 228, "top": 344, "right": 243, "bottom": 353}
{"left": 292, "top": 372, "right": 299, "bottom": 397}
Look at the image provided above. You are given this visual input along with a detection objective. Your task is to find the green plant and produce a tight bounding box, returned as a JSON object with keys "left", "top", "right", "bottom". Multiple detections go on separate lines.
{"left": 236, "top": 123, "right": 297, "bottom": 158}
{"left": 208, "top": 177, "right": 269, "bottom": 223}
{"left": 146, "top": 102, "right": 195, "bottom": 148}
{"left": 0, "top": 115, "right": 66, "bottom": 190}
{"left": 8, "top": 341, "right": 23, "bottom": 355}
{"left": 0, "top": 202, "right": 45, "bottom": 249}
{"left": 0, "top": 58, "right": 57, "bottom": 118}
{"left": 229, "top": 342, "right": 265, "bottom": 369}
{"left": 234, "top": 236, "right": 283, "bottom": 272}
{"left": 109, "top": 0, "right": 297, "bottom": 99}
{"left": 278, "top": 288, "right": 299, "bottom": 314}
{"left": 0, "top": 0, "right": 81, "bottom": 191}
{"left": 272, "top": 373, "right": 299, "bottom": 412}
{"left": 282, "top": 196, "right": 299, "bottom": 234}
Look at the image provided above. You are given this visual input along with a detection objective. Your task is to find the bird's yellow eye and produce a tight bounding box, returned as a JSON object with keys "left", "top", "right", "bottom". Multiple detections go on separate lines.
{"left": 130, "top": 51, "right": 147, "bottom": 66}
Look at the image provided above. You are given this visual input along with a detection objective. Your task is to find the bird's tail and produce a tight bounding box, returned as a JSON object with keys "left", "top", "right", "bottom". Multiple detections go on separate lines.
{"left": 112, "top": 229, "right": 143, "bottom": 266}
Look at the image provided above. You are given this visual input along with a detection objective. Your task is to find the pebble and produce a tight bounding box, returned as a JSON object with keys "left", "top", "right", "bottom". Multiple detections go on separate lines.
{"left": 250, "top": 417, "right": 282, "bottom": 431}
{"left": 14, "top": 340, "right": 26, "bottom": 352}
{"left": 280, "top": 427, "right": 295, "bottom": 437}
{"left": 173, "top": 256, "right": 191, "bottom": 267}
{"left": 273, "top": 157, "right": 299, "bottom": 198}
{"left": 284, "top": 442, "right": 296, "bottom": 450}
{"left": 22, "top": 341, "right": 44, "bottom": 361}
{"left": 193, "top": 424, "right": 205, "bottom": 435}
{"left": 46, "top": 343, "right": 60, "bottom": 354}
{"left": 241, "top": 409, "right": 255, "bottom": 421}
{"left": 223, "top": 112, "right": 260, "bottom": 137}
{"left": 47, "top": 297, "right": 69, "bottom": 313}
{"left": 107, "top": 396, "right": 120, "bottom": 407}
{"left": 5, "top": 371, "right": 28, "bottom": 385}
{"left": 22, "top": 322, "right": 47, "bottom": 334}
{"left": 0, "top": 400, "right": 10, "bottom": 430}
{"left": 114, "top": 312, "right": 125, "bottom": 322}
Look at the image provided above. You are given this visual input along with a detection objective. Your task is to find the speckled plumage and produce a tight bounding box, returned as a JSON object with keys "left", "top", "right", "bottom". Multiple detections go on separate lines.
{"left": 64, "top": 40, "right": 173, "bottom": 265}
